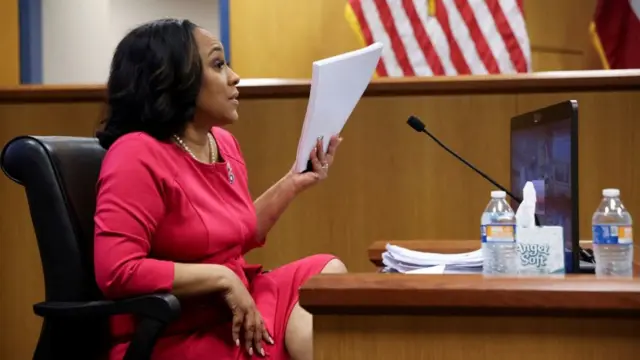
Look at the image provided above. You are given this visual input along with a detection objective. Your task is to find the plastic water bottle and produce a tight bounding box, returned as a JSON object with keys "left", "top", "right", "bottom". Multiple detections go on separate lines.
{"left": 592, "top": 188, "right": 634, "bottom": 277}
{"left": 481, "top": 190, "right": 518, "bottom": 275}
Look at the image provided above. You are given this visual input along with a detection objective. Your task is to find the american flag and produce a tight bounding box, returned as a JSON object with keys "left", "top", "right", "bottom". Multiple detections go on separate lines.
{"left": 345, "top": 0, "right": 532, "bottom": 76}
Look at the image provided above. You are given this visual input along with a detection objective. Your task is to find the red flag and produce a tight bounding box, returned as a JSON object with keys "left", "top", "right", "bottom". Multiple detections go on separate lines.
{"left": 590, "top": 0, "right": 640, "bottom": 69}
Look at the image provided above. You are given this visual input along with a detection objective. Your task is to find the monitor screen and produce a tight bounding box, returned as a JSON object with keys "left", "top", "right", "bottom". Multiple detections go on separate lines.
{"left": 511, "top": 115, "right": 575, "bottom": 272}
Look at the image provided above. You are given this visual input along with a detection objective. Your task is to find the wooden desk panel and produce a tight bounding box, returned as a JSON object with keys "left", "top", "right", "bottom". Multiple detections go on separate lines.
{"left": 0, "top": 72, "right": 639, "bottom": 359}
{"left": 313, "top": 315, "right": 638, "bottom": 360}
{"left": 301, "top": 274, "right": 640, "bottom": 359}
{"left": 300, "top": 274, "right": 640, "bottom": 314}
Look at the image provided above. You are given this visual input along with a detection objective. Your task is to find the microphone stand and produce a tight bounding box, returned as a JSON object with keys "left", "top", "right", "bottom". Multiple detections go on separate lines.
{"left": 406, "top": 116, "right": 540, "bottom": 226}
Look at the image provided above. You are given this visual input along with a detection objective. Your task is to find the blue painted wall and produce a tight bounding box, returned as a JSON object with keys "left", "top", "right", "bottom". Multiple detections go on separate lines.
{"left": 219, "top": 0, "right": 230, "bottom": 66}
{"left": 19, "top": 0, "right": 42, "bottom": 84}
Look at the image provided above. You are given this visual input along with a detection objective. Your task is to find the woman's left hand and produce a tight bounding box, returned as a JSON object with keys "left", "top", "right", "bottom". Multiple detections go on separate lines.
{"left": 287, "top": 135, "right": 342, "bottom": 193}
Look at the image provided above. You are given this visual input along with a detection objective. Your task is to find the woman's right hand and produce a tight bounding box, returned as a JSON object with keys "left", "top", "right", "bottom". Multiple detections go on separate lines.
{"left": 221, "top": 268, "right": 273, "bottom": 357}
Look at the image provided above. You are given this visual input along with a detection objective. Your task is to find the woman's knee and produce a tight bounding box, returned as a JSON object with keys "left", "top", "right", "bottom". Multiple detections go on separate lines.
{"left": 285, "top": 304, "right": 313, "bottom": 360}
{"left": 321, "top": 258, "right": 348, "bottom": 274}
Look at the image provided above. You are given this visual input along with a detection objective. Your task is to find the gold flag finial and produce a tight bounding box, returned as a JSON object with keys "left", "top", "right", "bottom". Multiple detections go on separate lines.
{"left": 428, "top": 0, "right": 436, "bottom": 16}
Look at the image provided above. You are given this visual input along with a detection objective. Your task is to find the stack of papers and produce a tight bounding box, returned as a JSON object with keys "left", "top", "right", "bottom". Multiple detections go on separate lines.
{"left": 382, "top": 243, "right": 483, "bottom": 274}
{"left": 294, "top": 42, "right": 383, "bottom": 173}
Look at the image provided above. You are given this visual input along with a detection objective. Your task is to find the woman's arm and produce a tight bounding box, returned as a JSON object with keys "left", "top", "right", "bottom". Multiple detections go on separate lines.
{"left": 253, "top": 174, "right": 299, "bottom": 242}
{"left": 94, "top": 139, "right": 234, "bottom": 299}
{"left": 252, "top": 136, "right": 341, "bottom": 243}
{"left": 172, "top": 263, "right": 233, "bottom": 297}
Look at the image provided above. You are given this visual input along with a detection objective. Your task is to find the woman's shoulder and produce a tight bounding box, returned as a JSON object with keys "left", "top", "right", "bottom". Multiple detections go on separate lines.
{"left": 102, "top": 132, "right": 173, "bottom": 174}
{"left": 212, "top": 127, "right": 245, "bottom": 163}
{"left": 211, "top": 127, "right": 237, "bottom": 147}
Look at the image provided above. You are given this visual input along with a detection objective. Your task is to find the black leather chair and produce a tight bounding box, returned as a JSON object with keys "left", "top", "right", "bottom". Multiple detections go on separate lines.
{"left": 1, "top": 136, "right": 181, "bottom": 360}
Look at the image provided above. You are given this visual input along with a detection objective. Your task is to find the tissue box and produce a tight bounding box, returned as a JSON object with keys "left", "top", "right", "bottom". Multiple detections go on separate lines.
{"left": 516, "top": 226, "right": 565, "bottom": 275}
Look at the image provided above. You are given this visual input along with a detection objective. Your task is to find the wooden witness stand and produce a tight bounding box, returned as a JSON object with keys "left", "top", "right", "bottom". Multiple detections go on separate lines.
{"left": 298, "top": 240, "right": 640, "bottom": 359}
{"left": 299, "top": 273, "right": 640, "bottom": 360}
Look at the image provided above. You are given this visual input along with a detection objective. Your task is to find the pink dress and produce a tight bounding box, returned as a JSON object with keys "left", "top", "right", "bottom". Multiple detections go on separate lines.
{"left": 93, "top": 127, "right": 334, "bottom": 359}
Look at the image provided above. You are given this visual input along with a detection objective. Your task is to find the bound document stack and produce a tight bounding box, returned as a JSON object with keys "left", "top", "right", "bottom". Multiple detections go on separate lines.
{"left": 382, "top": 243, "right": 483, "bottom": 274}
{"left": 294, "top": 42, "right": 383, "bottom": 173}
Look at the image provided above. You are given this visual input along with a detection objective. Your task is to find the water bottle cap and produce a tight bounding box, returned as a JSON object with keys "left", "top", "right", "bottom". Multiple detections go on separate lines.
{"left": 491, "top": 190, "right": 506, "bottom": 198}
{"left": 602, "top": 188, "right": 620, "bottom": 197}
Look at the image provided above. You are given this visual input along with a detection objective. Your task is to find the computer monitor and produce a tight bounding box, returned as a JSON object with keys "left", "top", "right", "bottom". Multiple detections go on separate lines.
{"left": 510, "top": 100, "right": 579, "bottom": 273}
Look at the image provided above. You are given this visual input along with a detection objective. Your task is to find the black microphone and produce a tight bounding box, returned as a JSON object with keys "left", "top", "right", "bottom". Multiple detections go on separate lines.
{"left": 406, "top": 115, "right": 541, "bottom": 226}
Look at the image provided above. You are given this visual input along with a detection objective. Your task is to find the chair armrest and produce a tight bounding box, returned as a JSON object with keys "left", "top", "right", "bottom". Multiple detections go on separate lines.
{"left": 34, "top": 294, "right": 181, "bottom": 360}
{"left": 33, "top": 293, "right": 181, "bottom": 323}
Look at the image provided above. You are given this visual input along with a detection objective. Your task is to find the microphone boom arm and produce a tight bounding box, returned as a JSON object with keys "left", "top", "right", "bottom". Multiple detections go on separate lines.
{"left": 419, "top": 127, "right": 522, "bottom": 203}
{"left": 407, "top": 115, "right": 540, "bottom": 226}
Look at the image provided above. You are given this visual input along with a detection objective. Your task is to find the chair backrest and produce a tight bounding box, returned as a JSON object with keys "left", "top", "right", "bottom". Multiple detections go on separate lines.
{"left": 1, "top": 135, "right": 108, "bottom": 358}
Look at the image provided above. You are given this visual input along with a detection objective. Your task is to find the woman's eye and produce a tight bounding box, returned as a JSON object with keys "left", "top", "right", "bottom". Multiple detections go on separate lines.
{"left": 212, "top": 60, "right": 226, "bottom": 69}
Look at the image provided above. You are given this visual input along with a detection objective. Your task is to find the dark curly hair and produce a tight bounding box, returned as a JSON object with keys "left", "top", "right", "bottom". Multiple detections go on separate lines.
{"left": 96, "top": 18, "right": 203, "bottom": 149}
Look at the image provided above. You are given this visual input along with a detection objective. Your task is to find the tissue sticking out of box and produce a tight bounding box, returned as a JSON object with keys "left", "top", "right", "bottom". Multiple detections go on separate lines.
{"left": 515, "top": 181, "right": 537, "bottom": 228}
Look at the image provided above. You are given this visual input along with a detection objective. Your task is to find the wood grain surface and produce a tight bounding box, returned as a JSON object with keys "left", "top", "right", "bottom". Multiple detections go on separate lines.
{"left": 1, "top": 70, "right": 639, "bottom": 102}
{"left": 1, "top": 72, "right": 639, "bottom": 359}
{"left": 300, "top": 274, "right": 640, "bottom": 316}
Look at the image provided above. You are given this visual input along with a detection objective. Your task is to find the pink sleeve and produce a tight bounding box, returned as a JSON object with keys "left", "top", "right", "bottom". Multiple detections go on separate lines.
{"left": 94, "top": 138, "right": 175, "bottom": 299}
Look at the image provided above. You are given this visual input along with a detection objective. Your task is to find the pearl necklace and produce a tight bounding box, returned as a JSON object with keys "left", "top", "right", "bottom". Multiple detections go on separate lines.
{"left": 172, "top": 132, "right": 217, "bottom": 164}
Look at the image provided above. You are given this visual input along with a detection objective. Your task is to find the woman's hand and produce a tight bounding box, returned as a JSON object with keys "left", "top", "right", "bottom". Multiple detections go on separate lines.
{"left": 221, "top": 269, "right": 273, "bottom": 356}
{"left": 288, "top": 135, "right": 343, "bottom": 193}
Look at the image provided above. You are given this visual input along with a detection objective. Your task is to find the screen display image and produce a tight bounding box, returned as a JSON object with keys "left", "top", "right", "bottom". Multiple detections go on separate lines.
{"left": 511, "top": 118, "right": 574, "bottom": 270}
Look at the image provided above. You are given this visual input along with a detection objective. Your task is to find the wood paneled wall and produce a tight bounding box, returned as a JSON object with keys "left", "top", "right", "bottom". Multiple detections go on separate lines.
{"left": 1, "top": 72, "right": 639, "bottom": 359}
{"left": 526, "top": 0, "right": 601, "bottom": 71}
{"left": 229, "top": 0, "right": 601, "bottom": 78}
{"left": 0, "top": 0, "right": 20, "bottom": 85}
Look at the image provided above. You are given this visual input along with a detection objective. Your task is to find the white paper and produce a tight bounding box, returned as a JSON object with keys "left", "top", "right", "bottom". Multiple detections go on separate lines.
{"left": 515, "top": 181, "right": 537, "bottom": 228}
{"left": 294, "top": 42, "right": 383, "bottom": 172}
{"left": 405, "top": 265, "right": 482, "bottom": 274}
{"left": 514, "top": 181, "right": 565, "bottom": 274}
{"left": 382, "top": 243, "right": 483, "bottom": 274}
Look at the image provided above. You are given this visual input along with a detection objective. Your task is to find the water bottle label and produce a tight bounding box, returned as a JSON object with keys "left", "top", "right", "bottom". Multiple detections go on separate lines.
{"left": 592, "top": 225, "right": 633, "bottom": 245}
{"left": 481, "top": 225, "right": 516, "bottom": 243}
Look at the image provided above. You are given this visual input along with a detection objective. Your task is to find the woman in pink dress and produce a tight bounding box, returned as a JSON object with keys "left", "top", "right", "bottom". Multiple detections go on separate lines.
{"left": 94, "top": 18, "right": 347, "bottom": 360}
